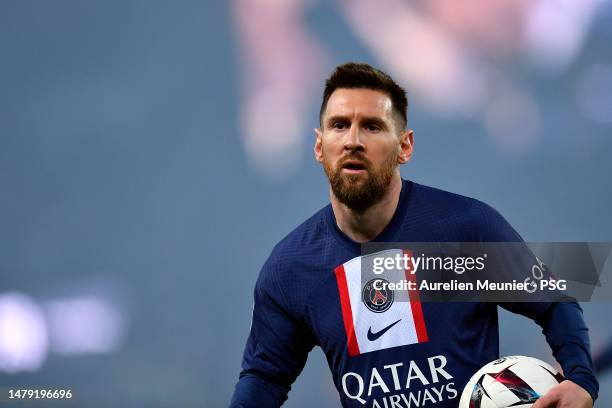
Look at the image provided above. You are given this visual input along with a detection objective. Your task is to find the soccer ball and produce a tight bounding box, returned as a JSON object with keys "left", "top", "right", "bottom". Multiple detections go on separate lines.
{"left": 459, "top": 355, "right": 564, "bottom": 408}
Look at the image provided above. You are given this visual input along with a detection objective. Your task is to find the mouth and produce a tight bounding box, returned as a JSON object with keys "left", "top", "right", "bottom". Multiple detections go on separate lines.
{"left": 341, "top": 160, "right": 368, "bottom": 174}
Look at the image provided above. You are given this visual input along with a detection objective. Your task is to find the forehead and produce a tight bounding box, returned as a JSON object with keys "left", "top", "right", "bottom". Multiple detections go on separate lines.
{"left": 324, "top": 88, "right": 394, "bottom": 121}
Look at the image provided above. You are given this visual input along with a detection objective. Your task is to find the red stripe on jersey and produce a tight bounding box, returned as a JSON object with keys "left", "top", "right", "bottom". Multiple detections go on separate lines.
{"left": 404, "top": 249, "right": 429, "bottom": 343}
{"left": 334, "top": 265, "right": 361, "bottom": 356}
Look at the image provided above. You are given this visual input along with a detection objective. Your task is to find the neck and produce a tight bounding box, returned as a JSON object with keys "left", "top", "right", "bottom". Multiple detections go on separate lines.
{"left": 330, "top": 173, "right": 403, "bottom": 243}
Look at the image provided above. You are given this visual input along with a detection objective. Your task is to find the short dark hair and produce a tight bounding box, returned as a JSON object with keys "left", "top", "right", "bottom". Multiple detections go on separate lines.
{"left": 319, "top": 62, "right": 408, "bottom": 131}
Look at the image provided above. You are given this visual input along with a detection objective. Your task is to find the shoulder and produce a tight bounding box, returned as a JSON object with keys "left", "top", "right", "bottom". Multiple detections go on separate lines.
{"left": 268, "top": 206, "right": 329, "bottom": 265}
{"left": 408, "top": 181, "right": 523, "bottom": 242}
{"left": 255, "top": 206, "right": 331, "bottom": 311}
{"left": 410, "top": 182, "right": 479, "bottom": 210}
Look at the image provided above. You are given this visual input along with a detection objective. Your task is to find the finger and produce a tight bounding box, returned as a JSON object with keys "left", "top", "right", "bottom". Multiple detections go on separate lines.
{"left": 532, "top": 392, "right": 558, "bottom": 408}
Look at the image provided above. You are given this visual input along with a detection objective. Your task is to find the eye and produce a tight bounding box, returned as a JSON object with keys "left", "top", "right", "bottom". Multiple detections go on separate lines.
{"left": 332, "top": 121, "right": 348, "bottom": 130}
{"left": 365, "top": 123, "right": 381, "bottom": 132}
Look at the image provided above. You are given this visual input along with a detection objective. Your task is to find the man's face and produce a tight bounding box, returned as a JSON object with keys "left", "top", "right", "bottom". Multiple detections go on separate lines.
{"left": 315, "top": 88, "right": 413, "bottom": 211}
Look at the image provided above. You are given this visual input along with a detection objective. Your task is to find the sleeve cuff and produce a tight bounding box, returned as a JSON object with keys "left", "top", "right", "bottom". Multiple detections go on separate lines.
{"left": 564, "top": 372, "right": 599, "bottom": 403}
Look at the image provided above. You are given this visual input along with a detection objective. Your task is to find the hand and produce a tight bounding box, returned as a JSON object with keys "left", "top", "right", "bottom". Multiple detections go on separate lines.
{"left": 532, "top": 380, "right": 593, "bottom": 408}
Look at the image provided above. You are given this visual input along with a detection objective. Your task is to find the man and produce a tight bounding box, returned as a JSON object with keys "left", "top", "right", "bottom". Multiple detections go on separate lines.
{"left": 230, "top": 63, "right": 597, "bottom": 407}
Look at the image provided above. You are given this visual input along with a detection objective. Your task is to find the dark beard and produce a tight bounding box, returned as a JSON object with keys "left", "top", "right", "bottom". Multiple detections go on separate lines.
{"left": 324, "top": 152, "right": 397, "bottom": 212}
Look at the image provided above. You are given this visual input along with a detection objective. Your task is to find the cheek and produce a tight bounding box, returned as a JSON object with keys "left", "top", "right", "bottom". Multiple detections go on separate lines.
{"left": 320, "top": 138, "right": 342, "bottom": 157}
{"left": 370, "top": 140, "right": 400, "bottom": 161}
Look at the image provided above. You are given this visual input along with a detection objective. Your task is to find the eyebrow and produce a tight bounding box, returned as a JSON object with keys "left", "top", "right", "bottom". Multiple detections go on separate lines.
{"left": 325, "top": 115, "right": 389, "bottom": 130}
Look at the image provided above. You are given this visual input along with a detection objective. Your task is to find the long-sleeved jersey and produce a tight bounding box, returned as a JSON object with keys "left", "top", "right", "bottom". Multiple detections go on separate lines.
{"left": 230, "top": 180, "right": 598, "bottom": 407}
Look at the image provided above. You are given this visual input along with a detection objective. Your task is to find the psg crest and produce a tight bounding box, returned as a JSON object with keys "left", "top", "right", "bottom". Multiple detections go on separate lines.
{"left": 362, "top": 278, "right": 394, "bottom": 313}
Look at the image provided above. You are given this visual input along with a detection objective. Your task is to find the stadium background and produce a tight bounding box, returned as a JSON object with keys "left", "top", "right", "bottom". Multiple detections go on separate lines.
{"left": 1, "top": 0, "right": 611, "bottom": 406}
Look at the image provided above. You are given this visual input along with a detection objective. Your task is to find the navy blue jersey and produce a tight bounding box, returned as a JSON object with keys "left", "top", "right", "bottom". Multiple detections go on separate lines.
{"left": 231, "top": 180, "right": 597, "bottom": 407}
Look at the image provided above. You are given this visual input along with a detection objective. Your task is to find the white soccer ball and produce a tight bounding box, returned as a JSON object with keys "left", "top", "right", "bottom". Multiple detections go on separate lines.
{"left": 459, "top": 355, "right": 563, "bottom": 408}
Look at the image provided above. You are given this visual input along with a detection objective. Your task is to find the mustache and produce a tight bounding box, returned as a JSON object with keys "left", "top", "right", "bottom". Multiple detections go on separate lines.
{"left": 338, "top": 153, "right": 371, "bottom": 168}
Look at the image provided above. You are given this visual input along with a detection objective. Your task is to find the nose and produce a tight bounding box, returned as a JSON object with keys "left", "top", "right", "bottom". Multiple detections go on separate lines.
{"left": 344, "top": 123, "right": 365, "bottom": 152}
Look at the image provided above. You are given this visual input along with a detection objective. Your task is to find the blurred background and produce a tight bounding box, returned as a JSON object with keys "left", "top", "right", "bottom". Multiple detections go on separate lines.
{"left": 1, "top": 0, "right": 611, "bottom": 406}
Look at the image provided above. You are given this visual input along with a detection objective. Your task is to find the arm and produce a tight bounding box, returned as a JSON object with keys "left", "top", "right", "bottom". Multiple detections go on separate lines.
{"left": 541, "top": 302, "right": 598, "bottom": 402}
{"left": 230, "top": 259, "right": 315, "bottom": 408}
{"left": 498, "top": 300, "right": 597, "bottom": 407}
{"left": 471, "top": 201, "right": 598, "bottom": 404}
{"left": 536, "top": 302, "right": 597, "bottom": 407}
{"left": 501, "top": 301, "right": 598, "bottom": 405}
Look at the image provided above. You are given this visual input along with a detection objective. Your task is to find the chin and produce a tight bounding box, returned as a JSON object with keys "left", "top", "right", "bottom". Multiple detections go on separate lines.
{"left": 342, "top": 171, "right": 369, "bottom": 182}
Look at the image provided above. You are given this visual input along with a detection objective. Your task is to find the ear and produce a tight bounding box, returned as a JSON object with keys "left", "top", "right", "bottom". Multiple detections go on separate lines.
{"left": 398, "top": 129, "right": 414, "bottom": 164}
{"left": 314, "top": 128, "right": 324, "bottom": 163}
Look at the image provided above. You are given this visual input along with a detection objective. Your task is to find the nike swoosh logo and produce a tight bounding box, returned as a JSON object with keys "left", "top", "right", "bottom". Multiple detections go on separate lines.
{"left": 367, "top": 319, "right": 402, "bottom": 341}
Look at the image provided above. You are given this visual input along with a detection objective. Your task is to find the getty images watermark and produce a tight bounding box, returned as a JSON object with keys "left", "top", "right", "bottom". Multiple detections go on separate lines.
{"left": 359, "top": 243, "right": 610, "bottom": 303}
